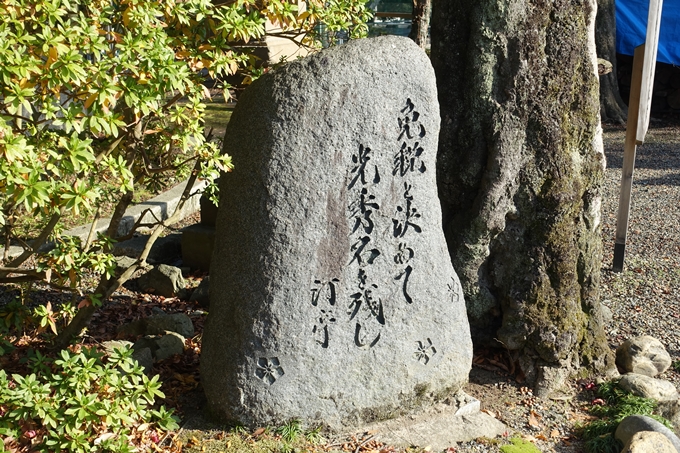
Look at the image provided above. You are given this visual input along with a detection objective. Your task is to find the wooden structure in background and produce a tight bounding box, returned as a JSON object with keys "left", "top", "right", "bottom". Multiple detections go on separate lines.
{"left": 613, "top": 0, "right": 664, "bottom": 272}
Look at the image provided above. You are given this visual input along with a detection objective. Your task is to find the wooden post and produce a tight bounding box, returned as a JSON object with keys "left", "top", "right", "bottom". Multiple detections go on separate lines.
{"left": 613, "top": 44, "right": 645, "bottom": 272}
{"left": 636, "top": 0, "right": 664, "bottom": 143}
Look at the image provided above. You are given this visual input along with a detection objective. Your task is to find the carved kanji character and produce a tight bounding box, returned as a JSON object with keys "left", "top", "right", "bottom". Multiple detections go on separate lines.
{"left": 393, "top": 141, "right": 426, "bottom": 176}
{"left": 348, "top": 144, "right": 380, "bottom": 190}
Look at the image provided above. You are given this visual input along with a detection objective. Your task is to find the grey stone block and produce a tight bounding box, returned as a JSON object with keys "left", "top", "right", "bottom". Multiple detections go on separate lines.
{"left": 113, "top": 233, "right": 182, "bottom": 265}
{"left": 137, "top": 264, "right": 186, "bottom": 298}
{"left": 132, "top": 347, "right": 154, "bottom": 372}
{"left": 114, "top": 256, "right": 138, "bottom": 276}
{"left": 189, "top": 276, "right": 210, "bottom": 309}
{"left": 146, "top": 313, "right": 195, "bottom": 338}
{"left": 155, "top": 332, "right": 186, "bottom": 361}
{"left": 201, "top": 35, "right": 472, "bottom": 429}
{"left": 133, "top": 332, "right": 186, "bottom": 363}
{"left": 181, "top": 224, "right": 215, "bottom": 271}
{"left": 368, "top": 407, "right": 508, "bottom": 449}
{"left": 200, "top": 192, "right": 219, "bottom": 227}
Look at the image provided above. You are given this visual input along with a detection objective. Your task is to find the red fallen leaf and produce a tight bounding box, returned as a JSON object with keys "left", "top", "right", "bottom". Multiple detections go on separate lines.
{"left": 77, "top": 298, "right": 92, "bottom": 309}
{"left": 252, "top": 427, "right": 266, "bottom": 437}
{"left": 592, "top": 398, "right": 606, "bottom": 405}
{"left": 584, "top": 382, "right": 596, "bottom": 390}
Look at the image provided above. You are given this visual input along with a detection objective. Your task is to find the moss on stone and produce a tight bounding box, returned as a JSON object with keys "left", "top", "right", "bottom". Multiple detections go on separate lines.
{"left": 352, "top": 384, "right": 458, "bottom": 425}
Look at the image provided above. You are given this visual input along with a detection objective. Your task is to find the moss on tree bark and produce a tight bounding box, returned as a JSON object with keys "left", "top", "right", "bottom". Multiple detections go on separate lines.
{"left": 431, "top": 0, "right": 617, "bottom": 393}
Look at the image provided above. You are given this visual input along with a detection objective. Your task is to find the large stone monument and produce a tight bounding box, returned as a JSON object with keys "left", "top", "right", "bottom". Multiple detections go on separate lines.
{"left": 201, "top": 35, "right": 472, "bottom": 429}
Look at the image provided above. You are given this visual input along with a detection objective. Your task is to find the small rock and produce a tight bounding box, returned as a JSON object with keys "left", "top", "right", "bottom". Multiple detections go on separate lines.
{"left": 616, "top": 415, "right": 680, "bottom": 453}
{"left": 189, "top": 276, "right": 210, "bottom": 309}
{"left": 137, "top": 264, "right": 186, "bottom": 298}
{"left": 154, "top": 332, "right": 186, "bottom": 361}
{"left": 114, "top": 234, "right": 183, "bottom": 264}
{"left": 102, "top": 340, "right": 134, "bottom": 356}
{"left": 132, "top": 347, "right": 154, "bottom": 372}
{"left": 103, "top": 340, "right": 154, "bottom": 374}
{"left": 118, "top": 312, "right": 194, "bottom": 338}
{"left": 133, "top": 336, "right": 161, "bottom": 356}
{"left": 616, "top": 336, "right": 672, "bottom": 377}
{"left": 146, "top": 313, "right": 195, "bottom": 338}
{"left": 369, "top": 410, "right": 507, "bottom": 450}
{"left": 452, "top": 392, "right": 480, "bottom": 416}
{"left": 619, "top": 374, "right": 679, "bottom": 401}
{"left": 114, "top": 256, "right": 138, "bottom": 276}
{"left": 117, "top": 319, "right": 146, "bottom": 337}
{"left": 657, "top": 399, "right": 680, "bottom": 436}
{"left": 133, "top": 332, "right": 186, "bottom": 362}
{"left": 622, "top": 431, "right": 676, "bottom": 453}
{"left": 600, "top": 304, "right": 613, "bottom": 325}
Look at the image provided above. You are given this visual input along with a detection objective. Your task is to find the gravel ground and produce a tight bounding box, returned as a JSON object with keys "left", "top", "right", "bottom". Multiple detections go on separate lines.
{"left": 600, "top": 118, "right": 680, "bottom": 370}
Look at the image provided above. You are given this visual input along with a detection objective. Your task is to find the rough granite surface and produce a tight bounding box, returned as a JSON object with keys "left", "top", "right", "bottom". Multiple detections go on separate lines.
{"left": 200, "top": 35, "right": 472, "bottom": 429}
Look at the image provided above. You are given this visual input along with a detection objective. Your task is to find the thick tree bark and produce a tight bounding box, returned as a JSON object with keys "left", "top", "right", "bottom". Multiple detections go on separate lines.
{"left": 408, "top": 0, "right": 431, "bottom": 49}
{"left": 596, "top": 0, "right": 628, "bottom": 124}
{"left": 431, "top": 0, "right": 617, "bottom": 394}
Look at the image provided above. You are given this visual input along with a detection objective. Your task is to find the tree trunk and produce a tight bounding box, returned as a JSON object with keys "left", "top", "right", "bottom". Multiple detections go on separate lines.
{"left": 408, "top": 0, "right": 431, "bottom": 49}
{"left": 596, "top": 0, "right": 628, "bottom": 124}
{"left": 431, "top": 0, "right": 617, "bottom": 394}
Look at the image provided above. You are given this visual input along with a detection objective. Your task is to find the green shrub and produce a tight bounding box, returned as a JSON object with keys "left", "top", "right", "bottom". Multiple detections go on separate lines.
{"left": 0, "top": 345, "right": 178, "bottom": 453}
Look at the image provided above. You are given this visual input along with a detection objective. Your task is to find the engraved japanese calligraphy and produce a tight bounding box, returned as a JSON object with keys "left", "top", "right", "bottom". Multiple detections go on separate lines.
{"left": 201, "top": 36, "right": 472, "bottom": 429}
{"left": 311, "top": 279, "right": 339, "bottom": 348}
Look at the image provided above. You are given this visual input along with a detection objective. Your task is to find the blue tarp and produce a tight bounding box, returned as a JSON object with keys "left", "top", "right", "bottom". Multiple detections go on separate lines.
{"left": 616, "top": 0, "right": 680, "bottom": 65}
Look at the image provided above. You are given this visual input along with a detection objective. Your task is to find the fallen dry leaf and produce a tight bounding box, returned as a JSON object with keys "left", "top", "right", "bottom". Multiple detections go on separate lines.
{"left": 528, "top": 412, "right": 540, "bottom": 428}
{"left": 481, "top": 409, "right": 497, "bottom": 418}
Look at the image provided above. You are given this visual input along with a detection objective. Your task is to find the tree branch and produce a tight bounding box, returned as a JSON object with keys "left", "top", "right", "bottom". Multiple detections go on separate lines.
{"left": 55, "top": 160, "right": 203, "bottom": 347}
{"left": 0, "top": 207, "right": 65, "bottom": 278}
